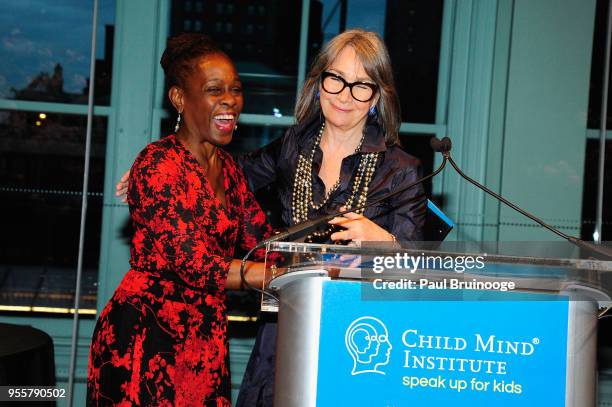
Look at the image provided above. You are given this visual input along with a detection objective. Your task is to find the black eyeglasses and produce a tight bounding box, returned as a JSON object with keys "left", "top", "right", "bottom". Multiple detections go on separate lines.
{"left": 321, "top": 71, "right": 378, "bottom": 102}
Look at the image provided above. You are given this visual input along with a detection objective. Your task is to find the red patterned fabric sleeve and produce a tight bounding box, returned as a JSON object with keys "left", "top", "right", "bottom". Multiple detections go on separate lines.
{"left": 128, "top": 145, "right": 233, "bottom": 290}
{"left": 234, "top": 166, "right": 273, "bottom": 262}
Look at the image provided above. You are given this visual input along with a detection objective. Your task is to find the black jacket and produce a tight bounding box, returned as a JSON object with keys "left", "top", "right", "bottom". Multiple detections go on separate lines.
{"left": 238, "top": 117, "right": 426, "bottom": 241}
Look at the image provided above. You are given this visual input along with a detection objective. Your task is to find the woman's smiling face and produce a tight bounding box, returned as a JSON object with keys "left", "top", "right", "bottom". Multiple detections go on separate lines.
{"left": 179, "top": 53, "right": 243, "bottom": 146}
{"left": 319, "top": 46, "right": 377, "bottom": 132}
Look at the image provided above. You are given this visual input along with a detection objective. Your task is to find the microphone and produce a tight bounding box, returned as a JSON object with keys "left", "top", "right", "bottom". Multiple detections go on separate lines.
{"left": 429, "top": 137, "right": 612, "bottom": 260}
{"left": 430, "top": 136, "right": 452, "bottom": 153}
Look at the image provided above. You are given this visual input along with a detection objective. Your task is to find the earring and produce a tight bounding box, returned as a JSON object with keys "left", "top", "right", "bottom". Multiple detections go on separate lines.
{"left": 234, "top": 124, "right": 238, "bottom": 130}
{"left": 368, "top": 105, "right": 377, "bottom": 117}
{"left": 174, "top": 112, "right": 182, "bottom": 133}
{"left": 316, "top": 90, "right": 320, "bottom": 99}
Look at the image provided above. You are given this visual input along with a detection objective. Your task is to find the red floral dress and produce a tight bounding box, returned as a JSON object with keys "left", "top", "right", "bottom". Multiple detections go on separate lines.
{"left": 87, "top": 135, "right": 271, "bottom": 406}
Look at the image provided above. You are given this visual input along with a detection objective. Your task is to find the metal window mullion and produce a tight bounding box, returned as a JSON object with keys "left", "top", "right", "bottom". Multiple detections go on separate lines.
{"left": 595, "top": 0, "right": 612, "bottom": 242}
{"left": 399, "top": 123, "right": 446, "bottom": 135}
{"left": 432, "top": 0, "right": 456, "bottom": 198}
{"left": 0, "top": 99, "right": 110, "bottom": 116}
{"left": 152, "top": 0, "right": 170, "bottom": 141}
{"left": 435, "top": 0, "right": 456, "bottom": 126}
{"left": 67, "top": 0, "right": 98, "bottom": 405}
{"left": 586, "top": 128, "right": 612, "bottom": 139}
{"left": 296, "top": 0, "right": 311, "bottom": 103}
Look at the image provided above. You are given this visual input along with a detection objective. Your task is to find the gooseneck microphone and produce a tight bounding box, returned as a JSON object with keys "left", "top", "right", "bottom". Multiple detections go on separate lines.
{"left": 430, "top": 137, "right": 612, "bottom": 259}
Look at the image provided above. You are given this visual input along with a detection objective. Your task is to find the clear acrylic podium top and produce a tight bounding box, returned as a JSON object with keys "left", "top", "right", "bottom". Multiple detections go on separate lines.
{"left": 261, "top": 241, "right": 612, "bottom": 312}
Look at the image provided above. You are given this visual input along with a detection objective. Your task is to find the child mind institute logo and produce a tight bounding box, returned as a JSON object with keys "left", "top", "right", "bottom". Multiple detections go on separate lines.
{"left": 345, "top": 316, "right": 393, "bottom": 375}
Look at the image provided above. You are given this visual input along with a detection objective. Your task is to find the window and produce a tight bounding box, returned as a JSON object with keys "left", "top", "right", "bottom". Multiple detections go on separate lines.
{"left": 169, "top": 0, "right": 302, "bottom": 117}
{"left": 0, "top": 0, "right": 115, "bottom": 315}
{"left": 309, "top": 0, "right": 444, "bottom": 124}
{"left": 0, "top": 110, "right": 108, "bottom": 313}
{"left": 0, "top": 0, "right": 115, "bottom": 106}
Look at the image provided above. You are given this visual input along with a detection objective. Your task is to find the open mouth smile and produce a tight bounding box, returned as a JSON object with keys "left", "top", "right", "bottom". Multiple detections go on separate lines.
{"left": 213, "top": 113, "right": 237, "bottom": 132}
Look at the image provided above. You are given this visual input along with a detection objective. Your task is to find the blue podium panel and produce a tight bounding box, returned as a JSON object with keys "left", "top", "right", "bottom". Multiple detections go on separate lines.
{"left": 316, "top": 281, "right": 569, "bottom": 407}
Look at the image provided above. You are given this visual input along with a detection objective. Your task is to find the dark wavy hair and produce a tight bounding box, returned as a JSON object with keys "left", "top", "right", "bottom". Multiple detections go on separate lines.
{"left": 295, "top": 29, "right": 401, "bottom": 146}
{"left": 160, "top": 33, "right": 226, "bottom": 89}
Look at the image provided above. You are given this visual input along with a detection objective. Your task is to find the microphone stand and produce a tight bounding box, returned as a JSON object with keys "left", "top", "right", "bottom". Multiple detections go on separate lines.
{"left": 434, "top": 137, "right": 612, "bottom": 260}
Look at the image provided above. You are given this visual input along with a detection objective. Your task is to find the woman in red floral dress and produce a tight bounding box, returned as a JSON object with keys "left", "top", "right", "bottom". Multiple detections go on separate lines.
{"left": 87, "top": 33, "right": 270, "bottom": 406}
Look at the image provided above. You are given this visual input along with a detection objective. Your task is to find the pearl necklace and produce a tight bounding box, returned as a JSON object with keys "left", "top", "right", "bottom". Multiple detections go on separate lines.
{"left": 291, "top": 123, "right": 379, "bottom": 242}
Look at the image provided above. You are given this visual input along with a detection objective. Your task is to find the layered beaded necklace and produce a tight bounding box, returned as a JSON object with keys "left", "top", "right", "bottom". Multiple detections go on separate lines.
{"left": 291, "top": 122, "right": 379, "bottom": 242}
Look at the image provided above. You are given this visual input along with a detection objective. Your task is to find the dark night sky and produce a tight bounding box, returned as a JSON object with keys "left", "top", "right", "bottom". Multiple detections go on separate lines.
{"left": 0, "top": 0, "right": 115, "bottom": 97}
{"left": 0, "top": 0, "right": 391, "bottom": 98}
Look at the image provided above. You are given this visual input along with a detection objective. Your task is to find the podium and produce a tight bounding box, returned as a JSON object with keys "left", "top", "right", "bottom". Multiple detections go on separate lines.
{"left": 262, "top": 241, "right": 611, "bottom": 407}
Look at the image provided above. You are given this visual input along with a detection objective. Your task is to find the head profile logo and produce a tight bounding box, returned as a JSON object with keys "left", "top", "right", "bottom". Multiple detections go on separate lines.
{"left": 345, "top": 316, "right": 392, "bottom": 375}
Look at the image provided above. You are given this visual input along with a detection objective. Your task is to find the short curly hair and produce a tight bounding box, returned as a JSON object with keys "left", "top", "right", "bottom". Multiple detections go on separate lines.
{"left": 160, "top": 33, "right": 227, "bottom": 89}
